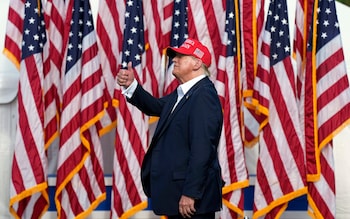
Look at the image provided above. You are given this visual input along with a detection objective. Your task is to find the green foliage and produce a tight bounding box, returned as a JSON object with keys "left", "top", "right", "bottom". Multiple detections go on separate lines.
{"left": 337, "top": 0, "right": 350, "bottom": 7}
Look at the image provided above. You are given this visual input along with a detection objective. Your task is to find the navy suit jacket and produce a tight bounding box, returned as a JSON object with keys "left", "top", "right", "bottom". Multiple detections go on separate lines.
{"left": 127, "top": 77, "right": 223, "bottom": 216}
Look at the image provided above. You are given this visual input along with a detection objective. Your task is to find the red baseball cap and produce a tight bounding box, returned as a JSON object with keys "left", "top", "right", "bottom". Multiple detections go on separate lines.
{"left": 166, "top": 38, "right": 211, "bottom": 67}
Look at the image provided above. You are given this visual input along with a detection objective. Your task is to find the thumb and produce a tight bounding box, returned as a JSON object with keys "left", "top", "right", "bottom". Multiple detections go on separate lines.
{"left": 127, "top": 61, "right": 133, "bottom": 71}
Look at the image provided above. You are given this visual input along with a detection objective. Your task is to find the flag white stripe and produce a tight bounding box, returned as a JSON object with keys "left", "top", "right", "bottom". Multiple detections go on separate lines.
{"left": 316, "top": 35, "right": 342, "bottom": 67}
{"left": 318, "top": 90, "right": 350, "bottom": 126}
{"left": 317, "top": 63, "right": 346, "bottom": 96}
{"left": 57, "top": 130, "right": 80, "bottom": 167}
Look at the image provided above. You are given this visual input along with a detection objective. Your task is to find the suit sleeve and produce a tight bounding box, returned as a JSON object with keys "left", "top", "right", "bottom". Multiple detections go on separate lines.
{"left": 127, "top": 84, "right": 166, "bottom": 116}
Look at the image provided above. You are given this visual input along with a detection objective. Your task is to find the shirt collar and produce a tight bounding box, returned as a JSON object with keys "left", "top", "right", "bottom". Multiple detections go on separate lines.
{"left": 178, "top": 74, "right": 206, "bottom": 95}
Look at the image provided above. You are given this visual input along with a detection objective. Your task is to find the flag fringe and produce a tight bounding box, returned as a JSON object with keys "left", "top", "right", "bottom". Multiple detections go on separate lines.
{"left": 74, "top": 193, "right": 106, "bottom": 219}
{"left": 222, "top": 198, "right": 245, "bottom": 218}
{"left": 9, "top": 182, "right": 49, "bottom": 219}
{"left": 119, "top": 201, "right": 148, "bottom": 219}
{"left": 3, "top": 48, "right": 20, "bottom": 70}
{"left": 252, "top": 186, "right": 308, "bottom": 219}
{"left": 55, "top": 108, "right": 106, "bottom": 218}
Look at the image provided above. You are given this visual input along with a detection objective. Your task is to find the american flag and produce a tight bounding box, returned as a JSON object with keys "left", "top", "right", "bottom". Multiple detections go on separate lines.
{"left": 303, "top": 0, "right": 350, "bottom": 217}
{"left": 162, "top": 0, "right": 175, "bottom": 48}
{"left": 55, "top": 0, "right": 106, "bottom": 218}
{"left": 95, "top": 0, "right": 119, "bottom": 136}
{"left": 240, "top": 0, "right": 265, "bottom": 147}
{"left": 294, "top": 0, "right": 320, "bottom": 183}
{"left": 252, "top": 0, "right": 307, "bottom": 217}
{"left": 293, "top": 0, "right": 314, "bottom": 102}
{"left": 9, "top": 0, "right": 49, "bottom": 217}
{"left": 163, "top": 0, "right": 188, "bottom": 95}
{"left": 110, "top": 0, "right": 149, "bottom": 217}
{"left": 96, "top": 0, "right": 123, "bottom": 101}
{"left": 142, "top": 0, "right": 164, "bottom": 98}
{"left": 3, "top": 0, "right": 24, "bottom": 68}
{"left": 187, "top": 0, "right": 223, "bottom": 81}
{"left": 162, "top": 0, "right": 225, "bottom": 86}
{"left": 215, "top": 0, "right": 249, "bottom": 218}
{"left": 42, "top": 0, "right": 66, "bottom": 148}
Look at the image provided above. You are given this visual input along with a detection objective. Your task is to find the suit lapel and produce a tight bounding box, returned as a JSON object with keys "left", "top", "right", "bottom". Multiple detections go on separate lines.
{"left": 151, "top": 77, "right": 209, "bottom": 144}
{"left": 152, "top": 91, "right": 177, "bottom": 140}
{"left": 170, "top": 77, "right": 209, "bottom": 117}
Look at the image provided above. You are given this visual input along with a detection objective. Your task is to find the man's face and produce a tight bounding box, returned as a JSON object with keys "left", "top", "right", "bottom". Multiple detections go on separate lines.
{"left": 171, "top": 53, "right": 196, "bottom": 83}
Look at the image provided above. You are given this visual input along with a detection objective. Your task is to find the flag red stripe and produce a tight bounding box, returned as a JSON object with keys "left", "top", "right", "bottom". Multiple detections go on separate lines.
{"left": 18, "top": 95, "right": 42, "bottom": 167}
{"left": 308, "top": 187, "right": 333, "bottom": 218}
{"left": 21, "top": 62, "right": 45, "bottom": 185}
{"left": 11, "top": 155, "right": 25, "bottom": 194}
{"left": 252, "top": 67, "right": 269, "bottom": 110}
{"left": 242, "top": 0, "right": 255, "bottom": 90}
{"left": 56, "top": 144, "right": 85, "bottom": 185}
{"left": 271, "top": 65, "right": 305, "bottom": 176}
{"left": 223, "top": 112, "right": 237, "bottom": 184}
{"left": 48, "top": 2, "right": 65, "bottom": 35}
{"left": 96, "top": 21, "right": 118, "bottom": 71}
{"left": 118, "top": 98, "right": 146, "bottom": 164}
{"left": 255, "top": 160, "right": 274, "bottom": 205}
{"left": 7, "top": 5, "right": 23, "bottom": 31}
{"left": 308, "top": 151, "right": 335, "bottom": 219}
{"left": 48, "top": 46, "right": 63, "bottom": 72}
{"left": 16, "top": 196, "right": 28, "bottom": 217}
{"left": 111, "top": 173, "right": 124, "bottom": 215}
{"left": 318, "top": 105, "right": 350, "bottom": 142}
{"left": 24, "top": 59, "right": 44, "bottom": 122}
{"left": 65, "top": 181, "right": 84, "bottom": 216}
{"left": 32, "top": 195, "right": 47, "bottom": 219}
{"left": 150, "top": 0, "right": 164, "bottom": 53}
{"left": 80, "top": 72, "right": 102, "bottom": 98}
{"left": 4, "top": 5, "right": 23, "bottom": 64}
{"left": 317, "top": 75, "right": 349, "bottom": 109}
{"left": 82, "top": 44, "right": 100, "bottom": 67}
{"left": 115, "top": 138, "right": 142, "bottom": 206}
{"left": 263, "top": 125, "right": 294, "bottom": 195}
{"left": 59, "top": 112, "right": 80, "bottom": 147}
{"left": 61, "top": 78, "right": 81, "bottom": 109}
{"left": 144, "top": 34, "right": 160, "bottom": 97}
{"left": 163, "top": 2, "right": 173, "bottom": 20}
{"left": 187, "top": 4, "right": 198, "bottom": 39}
{"left": 200, "top": 0, "right": 223, "bottom": 63}
{"left": 4, "top": 36, "right": 21, "bottom": 65}
{"left": 319, "top": 153, "right": 335, "bottom": 192}
{"left": 316, "top": 49, "right": 345, "bottom": 79}
{"left": 78, "top": 132, "right": 105, "bottom": 201}
{"left": 79, "top": 166, "right": 97, "bottom": 203}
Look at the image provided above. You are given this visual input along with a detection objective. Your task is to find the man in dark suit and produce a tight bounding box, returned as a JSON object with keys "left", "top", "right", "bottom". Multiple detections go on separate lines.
{"left": 117, "top": 38, "right": 223, "bottom": 219}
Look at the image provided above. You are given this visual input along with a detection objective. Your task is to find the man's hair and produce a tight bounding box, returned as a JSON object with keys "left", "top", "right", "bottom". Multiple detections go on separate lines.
{"left": 203, "top": 65, "right": 211, "bottom": 77}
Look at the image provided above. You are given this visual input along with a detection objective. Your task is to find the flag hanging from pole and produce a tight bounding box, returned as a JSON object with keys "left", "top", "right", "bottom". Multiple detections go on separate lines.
{"left": 240, "top": 0, "right": 265, "bottom": 147}
{"left": 110, "top": 0, "right": 149, "bottom": 217}
{"left": 215, "top": 0, "right": 249, "bottom": 218}
{"left": 293, "top": 0, "right": 314, "bottom": 102}
{"left": 302, "top": 0, "right": 350, "bottom": 217}
{"left": 95, "top": 0, "right": 120, "bottom": 136}
{"left": 3, "top": 0, "right": 24, "bottom": 68}
{"left": 142, "top": 0, "right": 164, "bottom": 98}
{"left": 55, "top": 0, "right": 107, "bottom": 218}
{"left": 42, "top": 0, "right": 66, "bottom": 148}
{"left": 9, "top": 0, "right": 49, "bottom": 217}
{"left": 252, "top": 0, "right": 307, "bottom": 217}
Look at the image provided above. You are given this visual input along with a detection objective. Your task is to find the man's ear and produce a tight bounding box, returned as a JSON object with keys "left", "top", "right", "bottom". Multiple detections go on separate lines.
{"left": 193, "top": 58, "right": 202, "bottom": 70}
